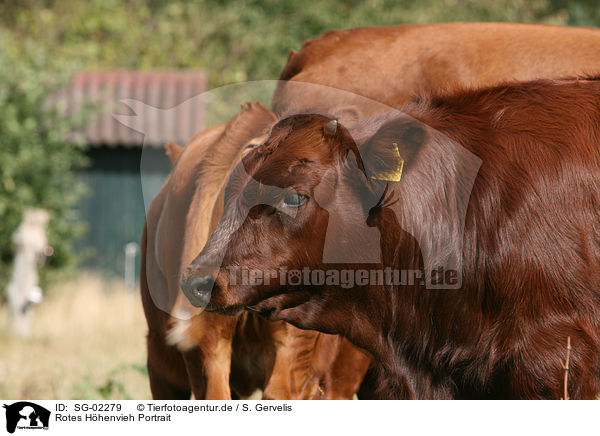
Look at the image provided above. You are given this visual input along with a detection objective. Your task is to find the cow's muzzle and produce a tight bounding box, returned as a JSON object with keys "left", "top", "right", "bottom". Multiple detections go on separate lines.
{"left": 180, "top": 267, "right": 217, "bottom": 308}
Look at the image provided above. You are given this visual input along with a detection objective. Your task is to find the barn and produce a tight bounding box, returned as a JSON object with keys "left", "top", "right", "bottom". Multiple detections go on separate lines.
{"left": 66, "top": 70, "right": 206, "bottom": 278}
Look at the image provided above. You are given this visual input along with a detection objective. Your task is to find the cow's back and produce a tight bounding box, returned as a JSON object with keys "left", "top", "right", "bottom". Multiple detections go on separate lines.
{"left": 273, "top": 22, "right": 600, "bottom": 118}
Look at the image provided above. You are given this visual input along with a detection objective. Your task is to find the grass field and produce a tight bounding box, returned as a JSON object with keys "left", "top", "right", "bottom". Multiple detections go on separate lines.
{"left": 0, "top": 272, "right": 151, "bottom": 399}
{"left": 3, "top": 273, "right": 585, "bottom": 400}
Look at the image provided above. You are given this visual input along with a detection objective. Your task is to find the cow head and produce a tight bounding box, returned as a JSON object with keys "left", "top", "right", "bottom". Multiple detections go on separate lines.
{"left": 179, "top": 112, "right": 419, "bottom": 338}
{"left": 180, "top": 111, "right": 480, "bottom": 351}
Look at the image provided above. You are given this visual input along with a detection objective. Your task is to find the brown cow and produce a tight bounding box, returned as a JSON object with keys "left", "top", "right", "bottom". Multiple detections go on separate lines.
{"left": 142, "top": 102, "right": 370, "bottom": 399}
{"left": 273, "top": 22, "right": 600, "bottom": 122}
{"left": 271, "top": 22, "right": 600, "bottom": 398}
{"left": 182, "top": 78, "right": 600, "bottom": 399}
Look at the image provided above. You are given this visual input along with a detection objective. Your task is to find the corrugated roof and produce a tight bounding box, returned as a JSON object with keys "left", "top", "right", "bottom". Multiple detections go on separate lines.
{"left": 65, "top": 70, "right": 206, "bottom": 148}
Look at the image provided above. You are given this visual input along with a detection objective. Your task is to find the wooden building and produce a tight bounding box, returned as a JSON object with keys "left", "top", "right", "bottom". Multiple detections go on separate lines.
{"left": 67, "top": 70, "right": 206, "bottom": 276}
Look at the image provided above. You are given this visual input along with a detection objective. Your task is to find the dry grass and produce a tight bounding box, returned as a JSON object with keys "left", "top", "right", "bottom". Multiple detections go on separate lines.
{"left": 0, "top": 272, "right": 151, "bottom": 399}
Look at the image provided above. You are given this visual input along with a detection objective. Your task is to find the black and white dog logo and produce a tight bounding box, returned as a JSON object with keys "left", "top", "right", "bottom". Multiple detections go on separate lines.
{"left": 3, "top": 402, "right": 50, "bottom": 433}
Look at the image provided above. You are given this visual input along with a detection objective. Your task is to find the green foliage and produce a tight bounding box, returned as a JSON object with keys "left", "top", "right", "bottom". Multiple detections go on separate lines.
{"left": 0, "top": 0, "right": 593, "bottom": 89}
{"left": 548, "top": 0, "right": 600, "bottom": 26}
{"left": 0, "top": 29, "right": 87, "bottom": 284}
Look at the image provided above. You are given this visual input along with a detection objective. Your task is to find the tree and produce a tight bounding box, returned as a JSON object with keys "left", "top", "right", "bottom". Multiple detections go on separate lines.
{"left": 0, "top": 30, "right": 87, "bottom": 285}
{"left": 0, "top": 0, "right": 586, "bottom": 89}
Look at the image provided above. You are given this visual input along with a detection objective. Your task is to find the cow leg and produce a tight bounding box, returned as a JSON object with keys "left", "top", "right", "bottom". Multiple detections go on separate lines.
{"left": 142, "top": 222, "right": 191, "bottom": 399}
{"left": 148, "top": 364, "right": 191, "bottom": 400}
{"left": 180, "top": 343, "right": 233, "bottom": 400}
{"left": 263, "top": 351, "right": 294, "bottom": 399}
{"left": 180, "top": 347, "right": 207, "bottom": 399}
{"left": 197, "top": 339, "right": 233, "bottom": 399}
{"left": 262, "top": 322, "right": 321, "bottom": 400}
{"left": 315, "top": 337, "right": 371, "bottom": 400}
{"left": 176, "top": 313, "right": 236, "bottom": 400}
{"left": 147, "top": 331, "right": 191, "bottom": 399}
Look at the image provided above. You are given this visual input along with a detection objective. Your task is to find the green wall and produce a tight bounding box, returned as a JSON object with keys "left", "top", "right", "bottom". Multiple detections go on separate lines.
{"left": 76, "top": 146, "right": 171, "bottom": 277}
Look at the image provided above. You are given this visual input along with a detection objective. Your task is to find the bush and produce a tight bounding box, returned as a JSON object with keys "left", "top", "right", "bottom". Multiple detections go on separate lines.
{"left": 0, "top": 30, "right": 87, "bottom": 285}
{"left": 0, "top": 0, "right": 592, "bottom": 89}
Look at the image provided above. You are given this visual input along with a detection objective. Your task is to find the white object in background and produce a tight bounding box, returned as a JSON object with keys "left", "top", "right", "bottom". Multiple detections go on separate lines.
{"left": 124, "top": 242, "right": 139, "bottom": 290}
{"left": 28, "top": 286, "right": 44, "bottom": 304}
{"left": 5, "top": 208, "right": 50, "bottom": 337}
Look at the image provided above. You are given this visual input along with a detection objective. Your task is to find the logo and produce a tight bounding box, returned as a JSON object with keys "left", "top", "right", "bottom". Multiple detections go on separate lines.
{"left": 3, "top": 402, "right": 50, "bottom": 434}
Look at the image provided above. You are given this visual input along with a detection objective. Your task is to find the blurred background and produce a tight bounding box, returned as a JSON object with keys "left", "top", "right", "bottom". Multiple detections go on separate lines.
{"left": 0, "top": 0, "right": 598, "bottom": 400}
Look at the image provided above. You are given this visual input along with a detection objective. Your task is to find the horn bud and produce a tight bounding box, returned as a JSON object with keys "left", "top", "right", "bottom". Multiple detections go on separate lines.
{"left": 325, "top": 119, "right": 338, "bottom": 135}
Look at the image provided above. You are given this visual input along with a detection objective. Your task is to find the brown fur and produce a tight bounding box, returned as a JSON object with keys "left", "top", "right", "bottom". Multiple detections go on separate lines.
{"left": 168, "top": 22, "right": 600, "bottom": 399}
{"left": 270, "top": 22, "right": 600, "bottom": 398}
{"left": 184, "top": 78, "right": 600, "bottom": 399}
{"left": 273, "top": 22, "right": 600, "bottom": 120}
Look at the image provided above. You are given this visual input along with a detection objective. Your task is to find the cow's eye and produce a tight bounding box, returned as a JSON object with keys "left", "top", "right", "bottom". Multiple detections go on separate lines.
{"left": 282, "top": 193, "right": 308, "bottom": 208}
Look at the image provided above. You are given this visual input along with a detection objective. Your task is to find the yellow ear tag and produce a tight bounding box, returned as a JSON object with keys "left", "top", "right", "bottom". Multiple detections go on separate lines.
{"left": 370, "top": 142, "right": 404, "bottom": 182}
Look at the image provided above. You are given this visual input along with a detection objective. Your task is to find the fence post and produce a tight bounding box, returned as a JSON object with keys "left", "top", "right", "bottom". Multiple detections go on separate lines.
{"left": 124, "top": 241, "right": 139, "bottom": 291}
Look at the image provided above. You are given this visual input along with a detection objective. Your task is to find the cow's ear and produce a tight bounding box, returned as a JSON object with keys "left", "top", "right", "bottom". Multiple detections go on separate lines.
{"left": 360, "top": 117, "right": 426, "bottom": 182}
{"left": 165, "top": 141, "right": 184, "bottom": 165}
{"left": 287, "top": 48, "right": 297, "bottom": 62}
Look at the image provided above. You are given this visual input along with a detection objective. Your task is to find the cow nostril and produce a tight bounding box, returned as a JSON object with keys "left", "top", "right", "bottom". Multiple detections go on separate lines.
{"left": 195, "top": 275, "right": 215, "bottom": 292}
{"left": 180, "top": 275, "right": 216, "bottom": 307}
